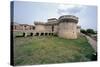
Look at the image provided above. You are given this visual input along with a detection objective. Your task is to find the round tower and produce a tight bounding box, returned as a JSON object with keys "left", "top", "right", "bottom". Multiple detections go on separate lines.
{"left": 58, "top": 15, "right": 78, "bottom": 39}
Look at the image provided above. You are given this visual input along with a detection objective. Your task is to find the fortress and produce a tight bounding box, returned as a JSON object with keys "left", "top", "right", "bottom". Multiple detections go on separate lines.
{"left": 13, "top": 15, "right": 81, "bottom": 39}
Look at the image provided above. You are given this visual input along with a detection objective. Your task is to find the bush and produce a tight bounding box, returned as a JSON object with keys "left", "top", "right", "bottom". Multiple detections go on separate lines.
{"left": 81, "top": 29, "right": 97, "bottom": 37}
{"left": 81, "top": 29, "right": 87, "bottom": 34}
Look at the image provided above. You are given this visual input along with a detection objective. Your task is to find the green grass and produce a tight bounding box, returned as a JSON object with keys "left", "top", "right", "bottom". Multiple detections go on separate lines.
{"left": 14, "top": 36, "right": 95, "bottom": 66}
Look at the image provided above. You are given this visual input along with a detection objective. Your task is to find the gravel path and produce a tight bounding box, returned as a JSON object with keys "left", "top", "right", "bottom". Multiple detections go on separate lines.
{"left": 81, "top": 33, "right": 97, "bottom": 52}
{"left": 85, "top": 35, "right": 97, "bottom": 52}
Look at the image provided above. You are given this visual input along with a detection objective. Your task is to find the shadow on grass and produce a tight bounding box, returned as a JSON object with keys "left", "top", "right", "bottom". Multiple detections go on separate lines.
{"left": 15, "top": 34, "right": 33, "bottom": 38}
{"left": 16, "top": 35, "right": 24, "bottom": 37}
{"left": 91, "top": 52, "right": 97, "bottom": 61}
{"left": 85, "top": 52, "right": 97, "bottom": 61}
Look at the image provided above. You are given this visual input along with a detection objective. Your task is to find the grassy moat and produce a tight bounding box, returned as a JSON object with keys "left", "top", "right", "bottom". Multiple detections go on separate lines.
{"left": 14, "top": 35, "right": 95, "bottom": 66}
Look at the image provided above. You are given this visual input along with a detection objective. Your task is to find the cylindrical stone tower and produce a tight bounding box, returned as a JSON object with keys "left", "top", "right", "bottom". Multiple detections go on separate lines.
{"left": 77, "top": 26, "right": 81, "bottom": 35}
{"left": 58, "top": 15, "right": 78, "bottom": 39}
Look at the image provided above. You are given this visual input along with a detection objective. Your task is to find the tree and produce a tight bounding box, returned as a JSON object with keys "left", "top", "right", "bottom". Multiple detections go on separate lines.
{"left": 86, "top": 29, "right": 95, "bottom": 34}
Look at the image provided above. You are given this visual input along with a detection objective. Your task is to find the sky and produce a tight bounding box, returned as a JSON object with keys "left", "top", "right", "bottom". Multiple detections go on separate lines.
{"left": 12, "top": 1, "right": 97, "bottom": 31}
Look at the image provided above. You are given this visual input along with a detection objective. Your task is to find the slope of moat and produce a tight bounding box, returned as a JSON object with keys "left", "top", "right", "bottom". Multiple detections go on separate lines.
{"left": 14, "top": 36, "right": 95, "bottom": 66}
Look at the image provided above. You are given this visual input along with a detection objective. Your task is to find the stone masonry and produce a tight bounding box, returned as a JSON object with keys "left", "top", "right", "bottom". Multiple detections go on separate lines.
{"left": 13, "top": 15, "right": 81, "bottom": 39}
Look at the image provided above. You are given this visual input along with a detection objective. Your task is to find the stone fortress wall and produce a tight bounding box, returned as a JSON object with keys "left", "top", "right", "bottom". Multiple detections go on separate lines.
{"left": 13, "top": 15, "right": 81, "bottom": 39}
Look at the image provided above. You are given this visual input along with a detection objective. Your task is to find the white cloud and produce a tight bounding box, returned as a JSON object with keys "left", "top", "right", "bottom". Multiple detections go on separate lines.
{"left": 57, "top": 4, "right": 85, "bottom": 15}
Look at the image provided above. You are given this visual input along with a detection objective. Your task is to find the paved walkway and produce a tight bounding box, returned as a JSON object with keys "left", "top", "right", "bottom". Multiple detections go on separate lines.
{"left": 82, "top": 33, "right": 97, "bottom": 52}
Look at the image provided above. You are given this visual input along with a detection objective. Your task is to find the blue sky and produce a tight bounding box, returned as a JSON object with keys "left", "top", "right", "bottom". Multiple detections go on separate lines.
{"left": 12, "top": 1, "right": 97, "bottom": 31}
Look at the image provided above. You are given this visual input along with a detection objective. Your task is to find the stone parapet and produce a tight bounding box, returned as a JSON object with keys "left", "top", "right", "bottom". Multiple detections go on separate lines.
{"left": 58, "top": 15, "right": 78, "bottom": 23}
{"left": 34, "top": 21, "right": 45, "bottom": 25}
{"left": 48, "top": 18, "right": 57, "bottom": 22}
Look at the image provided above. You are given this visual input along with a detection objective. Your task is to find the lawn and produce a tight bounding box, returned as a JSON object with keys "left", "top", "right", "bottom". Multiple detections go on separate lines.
{"left": 14, "top": 35, "right": 95, "bottom": 66}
